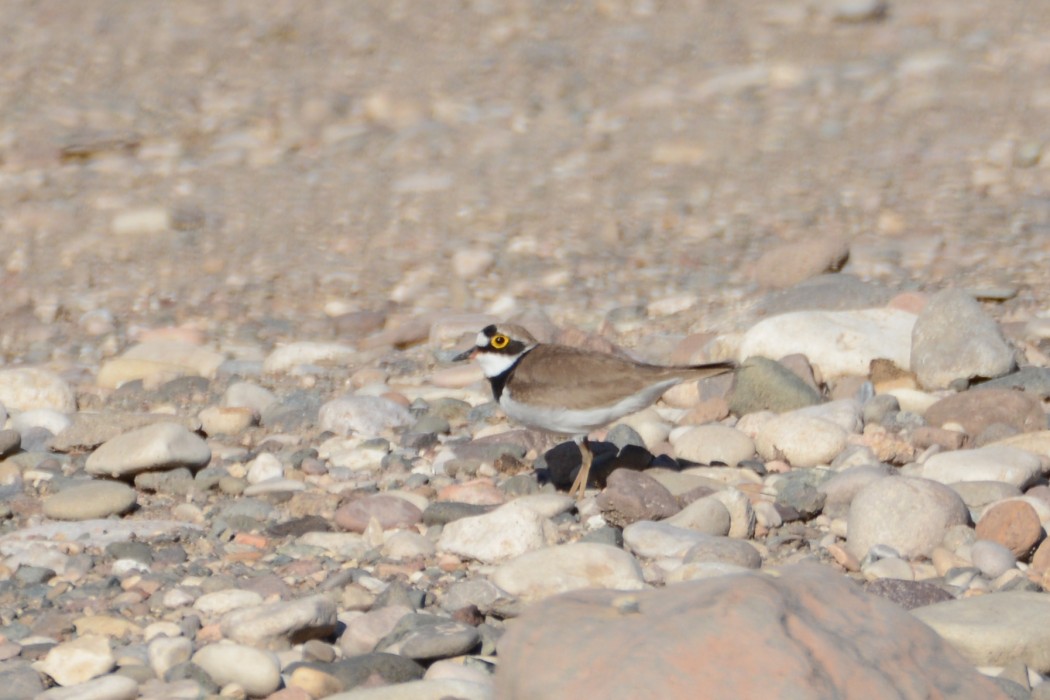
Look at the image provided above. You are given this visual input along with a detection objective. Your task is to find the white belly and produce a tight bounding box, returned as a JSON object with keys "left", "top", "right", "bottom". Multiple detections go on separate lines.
{"left": 499, "top": 379, "right": 679, "bottom": 436}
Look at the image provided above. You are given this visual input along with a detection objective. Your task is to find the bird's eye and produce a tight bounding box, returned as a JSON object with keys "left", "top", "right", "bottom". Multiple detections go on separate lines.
{"left": 491, "top": 334, "right": 510, "bottom": 349}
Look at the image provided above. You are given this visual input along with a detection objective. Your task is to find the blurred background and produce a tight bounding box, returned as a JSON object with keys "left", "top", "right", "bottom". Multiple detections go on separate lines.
{"left": 0, "top": 0, "right": 1048, "bottom": 365}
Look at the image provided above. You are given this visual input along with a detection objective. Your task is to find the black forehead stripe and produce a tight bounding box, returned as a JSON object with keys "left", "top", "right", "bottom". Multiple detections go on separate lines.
{"left": 482, "top": 324, "right": 498, "bottom": 337}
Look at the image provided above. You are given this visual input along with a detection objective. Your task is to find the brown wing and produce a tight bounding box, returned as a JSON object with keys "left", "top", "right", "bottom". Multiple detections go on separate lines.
{"left": 508, "top": 344, "right": 733, "bottom": 410}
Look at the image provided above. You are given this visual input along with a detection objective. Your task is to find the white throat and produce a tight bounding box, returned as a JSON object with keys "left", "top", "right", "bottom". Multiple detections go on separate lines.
{"left": 476, "top": 351, "right": 521, "bottom": 378}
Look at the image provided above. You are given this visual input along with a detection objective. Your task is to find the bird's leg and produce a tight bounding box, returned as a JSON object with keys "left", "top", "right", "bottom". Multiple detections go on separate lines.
{"left": 568, "top": 435, "right": 592, "bottom": 500}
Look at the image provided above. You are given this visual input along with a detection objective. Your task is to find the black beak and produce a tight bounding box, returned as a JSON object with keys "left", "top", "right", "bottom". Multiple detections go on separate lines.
{"left": 452, "top": 347, "right": 478, "bottom": 362}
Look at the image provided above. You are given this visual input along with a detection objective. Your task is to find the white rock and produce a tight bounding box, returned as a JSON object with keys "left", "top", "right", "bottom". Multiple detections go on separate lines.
{"left": 512, "top": 493, "right": 576, "bottom": 519}
{"left": 318, "top": 396, "right": 414, "bottom": 437}
{"left": 612, "top": 408, "right": 672, "bottom": 450}
{"left": 223, "top": 382, "right": 278, "bottom": 414}
{"left": 219, "top": 595, "right": 338, "bottom": 648}
{"left": 193, "top": 589, "right": 265, "bottom": 616}
{"left": 263, "top": 341, "right": 357, "bottom": 373}
{"left": 969, "top": 539, "right": 1016, "bottom": 579}
{"left": 847, "top": 476, "right": 970, "bottom": 560}
{"left": 0, "top": 368, "right": 76, "bottom": 412}
{"left": 324, "top": 678, "right": 494, "bottom": 700}
{"left": 755, "top": 413, "right": 848, "bottom": 467}
{"left": 921, "top": 446, "right": 1045, "bottom": 489}
{"left": 298, "top": 532, "right": 370, "bottom": 559}
{"left": 793, "top": 399, "right": 863, "bottom": 434}
{"left": 33, "top": 635, "right": 114, "bottom": 686}
{"left": 9, "top": 408, "right": 71, "bottom": 437}
{"left": 437, "top": 501, "right": 548, "bottom": 564}
{"left": 246, "top": 452, "right": 285, "bottom": 484}
{"left": 191, "top": 642, "right": 281, "bottom": 696}
{"left": 319, "top": 435, "right": 390, "bottom": 471}
{"left": 708, "top": 488, "right": 756, "bottom": 539}
{"left": 382, "top": 530, "right": 436, "bottom": 559}
{"left": 148, "top": 635, "right": 193, "bottom": 679}
{"left": 33, "top": 674, "right": 138, "bottom": 700}
{"left": 912, "top": 591, "right": 1050, "bottom": 673}
{"left": 739, "top": 308, "right": 916, "bottom": 379}
{"left": 664, "top": 497, "right": 732, "bottom": 536}
{"left": 623, "top": 520, "right": 712, "bottom": 558}
{"left": 491, "top": 543, "right": 645, "bottom": 601}
{"left": 85, "top": 422, "right": 211, "bottom": 477}
{"left": 670, "top": 425, "right": 755, "bottom": 467}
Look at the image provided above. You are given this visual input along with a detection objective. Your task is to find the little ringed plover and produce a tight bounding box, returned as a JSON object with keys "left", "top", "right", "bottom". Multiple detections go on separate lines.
{"left": 454, "top": 324, "right": 735, "bottom": 498}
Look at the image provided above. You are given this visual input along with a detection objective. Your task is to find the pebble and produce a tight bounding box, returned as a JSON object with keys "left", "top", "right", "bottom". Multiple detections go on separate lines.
{"left": 263, "top": 341, "right": 357, "bottom": 373}
{"left": 335, "top": 494, "right": 424, "bottom": 533}
{"left": 324, "top": 678, "right": 493, "bottom": 700}
{"left": 911, "top": 289, "right": 1016, "bottom": 390}
{"left": 198, "top": 405, "right": 255, "bottom": 435}
{"left": 34, "top": 674, "right": 138, "bottom": 700}
{"left": 682, "top": 535, "right": 762, "bottom": 568}
{"left": 491, "top": 542, "right": 645, "bottom": 601}
{"left": 147, "top": 635, "right": 193, "bottom": 679}
{"left": 755, "top": 413, "right": 848, "bottom": 468}
{"left": 288, "top": 666, "right": 345, "bottom": 698}
{"left": 663, "top": 496, "right": 732, "bottom": 535}
{"left": 737, "top": 308, "right": 916, "bottom": 379}
{"left": 974, "top": 500, "right": 1043, "bottom": 559}
{"left": 191, "top": 642, "right": 281, "bottom": 696}
{"left": 318, "top": 396, "right": 415, "bottom": 437}
{"left": 595, "top": 469, "right": 679, "bottom": 527}
{"left": 623, "top": 520, "right": 715, "bottom": 558}
{"left": 921, "top": 446, "right": 1044, "bottom": 489}
{"left": 193, "top": 589, "right": 265, "bottom": 616}
{"left": 219, "top": 595, "right": 338, "bottom": 649}
{"left": 380, "top": 616, "right": 480, "bottom": 660}
{"left": 98, "top": 340, "right": 224, "bottom": 388}
{"left": 42, "top": 481, "right": 137, "bottom": 520}
{"left": 9, "top": 407, "right": 71, "bottom": 438}
{"left": 970, "top": 539, "right": 1017, "bottom": 579}
{"left": 818, "top": 463, "right": 893, "bottom": 518}
{"left": 847, "top": 476, "right": 970, "bottom": 560}
{"left": 84, "top": 422, "right": 211, "bottom": 478}
{"left": 0, "top": 367, "right": 76, "bottom": 412}
{"left": 913, "top": 591, "right": 1050, "bottom": 673}
{"left": 753, "top": 274, "right": 894, "bottom": 317}
{"left": 436, "top": 501, "right": 548, "bottom": 564}
{"left": 33, "top": 634, "right": 115, "bottom": 686}
{"left": 340, "top": 606, "right": 413, "bottom": 656}
{"left": 670, "top": 424, "right": 755, "bottom": 466}
{"left": 223, "top": 382, "right": 278, "bottom": 414}
{"left": 924, "top": 389, "right": 1045, "bottom": 440}
{"left": 728, "top": 357, "right": 823, "bottom": 415}
{"left": 752, "top": 236, "right": 850, "bottom": 289}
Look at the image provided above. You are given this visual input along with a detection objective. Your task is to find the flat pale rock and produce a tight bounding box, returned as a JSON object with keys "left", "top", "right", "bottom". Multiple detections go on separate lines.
{"left": 0, "top": 367, "right": 76, "bottom": 412}
{"left": 671, "top": 425, "right": 755, "bottom": 466}
{"left": 50, "top": 412, "right": 201, "bottom": 452}
{"left": 912, "top": 591, "right": 1050, "bottom": 673}
{"left": 264, "top": 341, "right": 357, "bottom": 373}
{"left": 97, "top": 340, "right": 224, "bottom": 388}
{"left": 220, "top": 594, "right": 338, "bottom": 649}
{"left": 33, "top": 634, "right": 114, "bottom": 686}
{"left": 623, "top": 520, "right": 714, "bottom": 558}
{"left": 920, "top": 446, "right": 1044, "bottom": 489}
{"left": 491, "top": 542, "right": 645, "bottom": 601}
{"left": 319, "top": 395, "right": 415, "bottom": 437}
{"left": 43, "top": 481, "right": 137, "bottom": 520}
{"left": 739, "top": 308, "right": 916, "bottom": 379}
{"left": 324, "top": 679, "right": 493, "bottom": 700}
{"left": 755, "top": 413, "right": 848, "bottom": 468}
{"left": 847, "top": 476, "right": 970, "bottom": 560}
{"left": 990, "top": 430, "right": 1050, "bottom": 460}
{"left": 335, "top": 494, "right": 424, "bottom": 533}
{"left": 85, "top": 422, "right": 211, "bottom": 477}
{"left": 33, "top": 674, "right": 138, "bottom": 700}
{"left": 436, "top": 501, "right": 547, "bottom": 564}
{"left": 192, "top": 642, "right": 281, "bottom": 696}
{"left": 496, "top": 565, "right": 1004, "bottom": 699}
{"left": 663, "top": 497, "right": 732, "bottom": 536}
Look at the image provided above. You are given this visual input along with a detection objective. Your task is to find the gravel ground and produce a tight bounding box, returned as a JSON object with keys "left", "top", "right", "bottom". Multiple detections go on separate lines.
{"left": 1, "top": 1, "right": 1050, "bottom": 699}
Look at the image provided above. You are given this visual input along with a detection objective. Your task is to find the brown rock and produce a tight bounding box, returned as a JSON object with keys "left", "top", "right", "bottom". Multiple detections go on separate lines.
{"left": 1030, "top": 538, "right": 1050, "bottom": 577}
{"left": 334, "top": 494, "right": 423, "bottom": 533}
{"left": 595, "top": 469, "right": 680, "bottom": 528}
{"left": 925, "top": 389, "right": 1046, "bottom": 439}
{"left": 496, "top": 565, "right": 1005, "bottom": 700}
{"left": 975, "top": 500, "right": 1044, "bottom": 559}
{"left": 911, "top": 426, "right": 966, "bottom": 452}
{"left": 752, "top": 237, "right": 850, "bottom": 289}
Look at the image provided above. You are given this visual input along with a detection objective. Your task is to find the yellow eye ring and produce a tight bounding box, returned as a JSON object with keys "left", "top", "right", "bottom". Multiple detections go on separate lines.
{"left": 491, "top": 334, "right": 510, "bottom": 349}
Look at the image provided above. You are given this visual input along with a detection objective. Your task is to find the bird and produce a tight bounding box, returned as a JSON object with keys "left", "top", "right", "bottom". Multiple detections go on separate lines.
{"left": 454, "top": 323, "right": 736, "bottom": 498}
